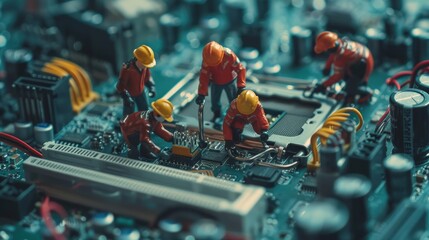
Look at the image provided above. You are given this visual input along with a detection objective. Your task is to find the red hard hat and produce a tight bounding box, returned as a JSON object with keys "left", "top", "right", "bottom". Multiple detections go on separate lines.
{"left": 314, "top": 31, "right": 339, "bottom": 54}
{"left": 202, "top": 41, "right": 224, "bottom": 67}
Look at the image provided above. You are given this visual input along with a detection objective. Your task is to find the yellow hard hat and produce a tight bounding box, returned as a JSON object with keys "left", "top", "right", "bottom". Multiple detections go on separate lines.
{"left": 314, "top": 31, "right": 339, "bottom": 54}
{"left": 133, "top": 45, "right": 156, "bottom": 68}
{"left": 202, "top": 41, "right": 224, "bottom": 67}
{"left": 236, "top": 90, "right": 259, "bottom": 115}
{"left": 151, "top": 99, "right": 174, "bottom": 122}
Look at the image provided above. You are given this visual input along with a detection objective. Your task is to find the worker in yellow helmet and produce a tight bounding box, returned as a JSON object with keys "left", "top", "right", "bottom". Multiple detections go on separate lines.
{"left": 120, "top": 99, "right": 174, "bottom": 160}
{"left": 116, "top": 45, "right": 157, "bottom": 116}
{"left": 223, "top": 90, "right": 269, "bottom": 150}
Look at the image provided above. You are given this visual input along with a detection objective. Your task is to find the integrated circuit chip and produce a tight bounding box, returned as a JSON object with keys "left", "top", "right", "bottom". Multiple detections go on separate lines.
{"left": 59, "top": 132, "right": 90, "bottom": 146}
{"left": 301, "top": 176, "right": 317, "bottom": 193}
{"left": 245, "top": 166, "right": 281, "bottom": 187}
{"left": 87, "top": 104, "right": 109, "bottom": 116}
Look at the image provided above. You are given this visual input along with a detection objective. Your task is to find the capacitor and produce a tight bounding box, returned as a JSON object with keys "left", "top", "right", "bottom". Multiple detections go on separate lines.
{"left": 224, "top": 1, "right": 246, "bottom": 31}
{"left": 295, "top": 199, "right": 350, "bottom": 240}
{"left": 91, "top": 212, "right": 115, "bottom": 228}
{"left": 256, "top": 0, "right": 270, "bottom": 21}
{"left": 411, "top": 28, "right": 429, "bottom": 66}
{"left": 389, "top": 0, "right": 403, "bottom": 12}
{"left": 113, "top": 228, "right": 140, "bottom": 240}
{"left": 390, "top": 89, "right": 429, "bottom": 165}
{"left": 14, "top": 122, "right": 33, "bottom": 141}
{"left": 160, "top": 13, "right": 182, "bottom": 53}
{"left": 384, "top": 9, "right": 404, "bottom": 42}
{"left": 34, "top": 123, "right": 54, "bottom": 146}
{"left": 317, "top": 143, "right": 342, "bottom": 198}
{"left": 416, "top": 73, "right": 429, "bottom": 94}
{"left": 185, "top": 0, "right": 206, "bottom": 26}
{"left": 3, "top": 48, "right": 32, "bottom": 92}
{"left": 240, "top": 22, "right": 265, "bottom": 52}
{"left": 383, "top": 154, "right": 414, "bottom": 209}
{"left": 365, "top": 28, "right": 386, "bottom": 66}
{"left": 159, "top": 218, "right": 183, "bottom": 239}
{"left": 290, "top": 26, "right": 312, "bottom": 66}
{"left": 190, "top": 219, "right": 226, "bottom": 240}
{"left": 334, "top": 174, "right": 372, "bottom": 239}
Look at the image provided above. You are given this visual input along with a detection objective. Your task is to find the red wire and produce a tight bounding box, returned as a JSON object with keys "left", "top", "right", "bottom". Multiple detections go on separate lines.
{"left": 41, "top": 197, "right": 68, "bottom": 240}
{"left": 385, "top": 71, "right": 412, "bottom": 90}
{"left": 0, "top": 132, "right": 43, "bottom": 158}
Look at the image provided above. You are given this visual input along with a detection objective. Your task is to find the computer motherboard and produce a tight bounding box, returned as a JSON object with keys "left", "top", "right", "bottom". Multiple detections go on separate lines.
{"left": 1, "top": 0, "right": 429, "bottom": 239}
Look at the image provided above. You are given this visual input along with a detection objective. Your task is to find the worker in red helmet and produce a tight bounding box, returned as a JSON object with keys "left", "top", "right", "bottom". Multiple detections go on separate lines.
{"left": 116, "top": 45, "right": 157, "bottom": 116}
{"left": 195, "top": 41, "right": 247, "bottom": 121}
{"left": 313, "top": 31, "right": 374, "bottom": 104}
{"left": 120, "top": 99, "right": 174, "bottom": 160}
{"left": 223, "top": 90, "right": 269, "bottom": 150}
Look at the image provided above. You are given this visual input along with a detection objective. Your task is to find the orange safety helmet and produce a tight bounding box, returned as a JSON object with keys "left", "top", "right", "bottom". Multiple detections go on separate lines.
{"left": 151, "top": 99, "right": 174, "bottom": 122}
{"left": 133, "top": 45, "right": 156, "bottom": 68}
{"left": 314, "top": 31, "right": 339, "bottom": 54}
{"left": 236, "top": 90, "right": 259, "bottom": 115}
{"left": 202, "top": 41, "right": 224, "bottom": 67}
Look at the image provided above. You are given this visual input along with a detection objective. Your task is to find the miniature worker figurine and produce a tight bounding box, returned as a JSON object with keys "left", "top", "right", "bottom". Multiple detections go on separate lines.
{"left": 195, "top": 41, "right": 246, "bottom": 121}
{"left": 120, "top": 99, "right": 174, "bottom": 160}
{"left": 223, "top": 90, "right": 269, "bottom": 150}
{"left": 116, "top": 45, "right": 157, "bottom": 116}
{"left": 313, "top": 31, "right": 374, "bottom": 104}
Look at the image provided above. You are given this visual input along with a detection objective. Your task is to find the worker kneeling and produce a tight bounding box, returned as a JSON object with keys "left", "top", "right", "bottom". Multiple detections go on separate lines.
{"left": 223, "top": 90, "right": 269, "bottom": 150}
{"left": 120, "top": 99, "right": 174, "bottom": 160}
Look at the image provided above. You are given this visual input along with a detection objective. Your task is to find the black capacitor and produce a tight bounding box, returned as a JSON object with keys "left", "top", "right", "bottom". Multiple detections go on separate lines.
{"left": 160, "top": 13, "right": 181, "bottom": 53}
{"left": 240, "top": 22, "right": 265, "bottom": 52}
{"left": 256, "top": 0, "right": 270, "bottom": 21}
{"left": 416, "top": 73, "right": 429, "bottom": 94}
{"left": 389, "top": 0, "right": 403, "bottom": 12}
{"left": 295, "top": 199, "right": 350, "bottom": 240}
{"left": 334, "top": 174, "right": 372, "bottom": 240}
{"left": 384, "top": 9, "right": 404, "bottom": 42}
{"left": 3, "top": 49, "right": 32, "bottom": 92}
{"left": 224, "top": 1, "right": 246, "bottom": 31}
{"left": 411, "top": 28, "right": 429, "bottom": 66}
{"left": 390, "top": 89, "right": 429, "bottom": 165}
{"left": 365, "top": 28, "right": 386, "bottom": 66}
{"left": 383, "top": 154, "right": 414, "bottom": 210}
{"left": 185, "top": 0, "right": 206, "bottom": 26}
{"left": 317, "top": 144, "right": 342, "bottom": 198}
{"left": 290, "top": 26, "right": 312, "bottom": 66}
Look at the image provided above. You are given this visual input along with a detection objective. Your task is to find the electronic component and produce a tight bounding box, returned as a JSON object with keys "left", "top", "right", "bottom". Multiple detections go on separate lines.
{"left": 3, "top": 49, "right": 32, "bottom": 92}
{"left": 24, "top": 156, "right": 266, "bottom": 239}
{"left": 295, "top": 199, "right": 350, "bottom": 240}
{"left": 384, "top": 154, "right": 414, "bottom": 210}
{"left": 317, "top": 144, "right": 342, "bottom": 197}
{"left": 374, "top": 200, "right": 427, "bottom": 240}
{"left": 58, "top": 132, "right": 90, "bottom": 146}
{"left": 244, "top": 166, "right": 281, "bottom": 188}
{"left": 416, "top": 73, "right": 429, "bottom": 94}
{"left": 13, "top": 75, "right": 74, "bottom": 132}
{"left": 170, "top": 131, "right": 201, "bottom": 165}
{"left": 301, "top": 176, "right": 317, "bottom": 193}
{"left": 334, "top": 174, "right": 372, "bottom": 239}
{"left": 87, "top": 104, "right": 110, "bottom": 116}
{"left": 290, "top": 26, "right": 312, "bottom": 66}
{"left": 390, "top": 89, "right": 429, "bottom": 165}
{"left": 201, "top": 148, "right": 228, "bottom": 163}
{"left": 411, "top": 28, "right": 429, "bottom": 65}
{"left": 13, "top": 122, "right": 33, "bottom": 141}
{"left": 347, "top": 132, "right": 387, "bottom": 190}
{"left": 0, "top": 176, "right": 37, "bottom": 220}
{"left": 34, "top": 123, "right": 54, "bottom": 146}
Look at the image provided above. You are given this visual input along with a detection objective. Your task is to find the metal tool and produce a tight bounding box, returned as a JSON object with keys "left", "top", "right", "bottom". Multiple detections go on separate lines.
{"left": 198, "top": 99, "right": 208, "bottom": 148}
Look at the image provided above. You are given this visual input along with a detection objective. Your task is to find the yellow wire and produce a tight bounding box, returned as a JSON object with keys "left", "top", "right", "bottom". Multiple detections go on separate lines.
{"left": 334, "top": 107, "right": 364, "bottom": 131}
{"left": 310, "top": 128, "right": 336, "bottom": 166}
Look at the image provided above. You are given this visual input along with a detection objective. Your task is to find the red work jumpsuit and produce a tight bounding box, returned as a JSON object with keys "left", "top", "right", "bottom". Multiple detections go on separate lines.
{"left": 322, "top": 39, "right": 374, "bottom": 102}
{"left": 116, "top": 61, "right": 155, "bottom": 115}
{"left": 223, "top": 99, "right": 269, "bottom": 142}
{"left": 199, "top": 48, "right": 246, "bottom": 113}
{"left": 120, "top": 111, "right": 173, "bottom": 158}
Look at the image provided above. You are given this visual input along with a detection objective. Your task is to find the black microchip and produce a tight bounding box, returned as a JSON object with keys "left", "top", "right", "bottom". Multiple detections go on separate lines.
{"left": 245, "top": 166, "right": 281, "bottom": 188}
{"left": 87, "top": 104, "right": 109, "bottom": 115}
{"left": 301, "top": 176, "right": 317, "bottom": 193}
{"left": 201, "top": 150, "right": 228, "bottom": 163}
{"left": 59, "top": 132, "right": 90, "bottom": 145}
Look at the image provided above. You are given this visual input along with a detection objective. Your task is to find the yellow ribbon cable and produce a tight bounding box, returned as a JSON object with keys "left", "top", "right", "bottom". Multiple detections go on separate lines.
{"left": 308, "top": 128, "right": 336, "bottom": 170}
{"left": 50, "top": 59, "right": 87, "bottom": 103}
{"left": 334, "top": 107, "right": 364, "bottom": 131}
